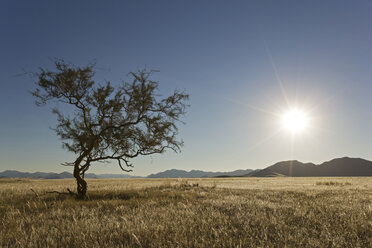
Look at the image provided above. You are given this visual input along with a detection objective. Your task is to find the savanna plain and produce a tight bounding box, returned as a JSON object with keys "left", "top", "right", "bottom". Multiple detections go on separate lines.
{"left": 0, "top": 177, "right": 371, "bottom": 248}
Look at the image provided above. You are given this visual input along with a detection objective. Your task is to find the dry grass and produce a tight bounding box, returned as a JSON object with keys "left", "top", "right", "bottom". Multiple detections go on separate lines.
{"left": 0, "top": 177, "right": 371, "bottom": 247}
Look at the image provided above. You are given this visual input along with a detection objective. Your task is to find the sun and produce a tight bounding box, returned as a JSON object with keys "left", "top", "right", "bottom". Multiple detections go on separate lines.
{"left": 281, "top": 108, "right": 309, "bottom": 134}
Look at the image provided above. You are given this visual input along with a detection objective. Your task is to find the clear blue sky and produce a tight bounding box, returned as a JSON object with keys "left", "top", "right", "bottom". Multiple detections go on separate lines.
{"left": 1, "top": 0, "right": 371, "bottom": 176}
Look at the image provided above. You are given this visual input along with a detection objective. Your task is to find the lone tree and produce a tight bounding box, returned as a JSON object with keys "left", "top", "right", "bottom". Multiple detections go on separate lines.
{"left": 32, "top": 60, "right": 189, "bottom": 199}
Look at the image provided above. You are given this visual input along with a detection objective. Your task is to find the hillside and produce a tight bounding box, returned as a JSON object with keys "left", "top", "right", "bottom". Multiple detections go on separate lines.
{"left": 2, "top": 157, "right": 371, "bottom": 179}
{"left": 147, "top": 169, "right": 253, "bottom": 178}
{"left": 0, "top": 169, "right": 253, "bottom": 179}
{"left": 247, "top": 157, "right": 372, "bottom": 177}
{"left": 0, "top": 170, "right": 140, "bottom": 179}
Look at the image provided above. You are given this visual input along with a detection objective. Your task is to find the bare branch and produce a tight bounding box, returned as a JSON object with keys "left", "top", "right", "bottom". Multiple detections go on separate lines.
{"left": 61, "top": 162, "right": 74, "bottom": 166}
{"left": 31, "top": 62, "right": 188, "bottom": 198}
{"left": 46, "top": 189, "right": 76, "bottom": 196}
{"left": 117, "top": 158, "right": 133, "bottom": 172}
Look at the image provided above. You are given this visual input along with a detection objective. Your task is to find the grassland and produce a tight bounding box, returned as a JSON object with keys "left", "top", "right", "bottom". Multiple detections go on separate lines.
{"left": 0, "top": 177, "right": 371, "bottom": 247}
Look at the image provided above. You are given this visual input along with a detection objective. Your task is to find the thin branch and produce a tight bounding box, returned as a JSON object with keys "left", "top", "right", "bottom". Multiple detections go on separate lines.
{"left": 46, "top": 188, "right": 76, "bottom": 196}
{"left": 61, "top": 162, "right": 74, "bottom": 166}
{"left": 117, "top": 158, "right": 133, "bottom": 172}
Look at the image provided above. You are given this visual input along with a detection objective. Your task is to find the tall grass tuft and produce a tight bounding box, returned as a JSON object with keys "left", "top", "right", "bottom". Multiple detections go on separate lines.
{"left": 0, "top": 177, "right": 371, "bottom": 247}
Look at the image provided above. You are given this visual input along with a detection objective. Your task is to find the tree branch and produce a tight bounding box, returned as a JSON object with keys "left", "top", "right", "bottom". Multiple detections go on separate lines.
{"left": 117, "top": 158, "right": 133, "bottom": 172}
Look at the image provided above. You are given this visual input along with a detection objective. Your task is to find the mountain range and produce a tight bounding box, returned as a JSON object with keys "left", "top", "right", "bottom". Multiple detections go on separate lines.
{"left": 246, "top": 157, "right": 372, "bottom": 177}
{"left": 1, "top": 157, "right": 371, "bottom": 179}
{"left": 0, "top": 170, "right": 141, "bottom": 179}
{"left": 147, "top": 169, "right": 254, "bottom": 178}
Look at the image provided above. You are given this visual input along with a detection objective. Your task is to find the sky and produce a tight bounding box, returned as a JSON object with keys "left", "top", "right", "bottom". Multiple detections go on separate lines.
{"left": 1, "top": 0, "right": 371, "bottom": 176}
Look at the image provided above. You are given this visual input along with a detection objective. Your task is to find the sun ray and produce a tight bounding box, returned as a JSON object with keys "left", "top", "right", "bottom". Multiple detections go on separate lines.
{"left": 264, "top": 44, "right": 290, "bottom": 108}
{"left": 246, "top": 129, "right": 283, "bottom": 151}
{"left": 221, "top": 96, "right": 280, "bottom": 117}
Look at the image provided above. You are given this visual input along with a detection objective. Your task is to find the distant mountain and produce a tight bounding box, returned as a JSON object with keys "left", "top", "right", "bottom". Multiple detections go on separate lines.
{"left": 0, "top": 170, "right": 74, "bottom": 179}
{"left": 246, "top": 157, "right": 372, "bottom": 177}
{"left": 0, "top": 170, "right": 141, "bottom": 179}
{"left": 0, "top": 169, "right": 253, "bottom": 179}
{"left": 147, "top": 169, "right": 253, "bottom": 178}
{"left": 91, "top": 173, "right": 142, "bottom": 179}
{"left": 2, "top": 157, "right": 370, "bottom": 179}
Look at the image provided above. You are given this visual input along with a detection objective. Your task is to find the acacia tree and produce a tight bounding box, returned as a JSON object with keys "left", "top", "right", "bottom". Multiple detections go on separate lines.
{"left": 32, "top": 60, "right": 189, "bottom": 199}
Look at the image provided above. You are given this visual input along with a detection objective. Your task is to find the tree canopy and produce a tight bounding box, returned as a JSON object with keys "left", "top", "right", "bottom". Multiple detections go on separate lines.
{"left": 32, "top": 60, "right": 189, "bottom": 198}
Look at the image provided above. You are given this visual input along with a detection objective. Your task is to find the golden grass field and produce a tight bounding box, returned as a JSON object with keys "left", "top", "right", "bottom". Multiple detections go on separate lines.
{"left": 0, "top": 177, "right": 371, "bottom": 247}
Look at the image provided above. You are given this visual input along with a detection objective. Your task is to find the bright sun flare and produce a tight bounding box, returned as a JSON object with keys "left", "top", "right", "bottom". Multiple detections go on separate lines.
{"left": 281, "top": 109, "right": 309, "bottom": 134}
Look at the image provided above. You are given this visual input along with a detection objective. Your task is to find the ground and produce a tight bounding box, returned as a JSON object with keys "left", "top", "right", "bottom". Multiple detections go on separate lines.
{"left": 0, "top": 177, "right": 371, "bottom": 247}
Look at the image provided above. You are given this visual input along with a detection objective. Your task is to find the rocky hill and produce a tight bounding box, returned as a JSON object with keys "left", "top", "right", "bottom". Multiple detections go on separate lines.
{"left": 246, "top": 157, "right": 372, "bottom": 177}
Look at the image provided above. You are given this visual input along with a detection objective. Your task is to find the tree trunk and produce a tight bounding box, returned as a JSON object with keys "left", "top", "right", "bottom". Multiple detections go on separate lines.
{"left": 73, "top": 154, "right": 88, "bottom": 199}
{"left": 73, "top": 145, "right": 95, "bottom": 199}
{"left": 74, "top": 166, "right": 87, "bottom": 199}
